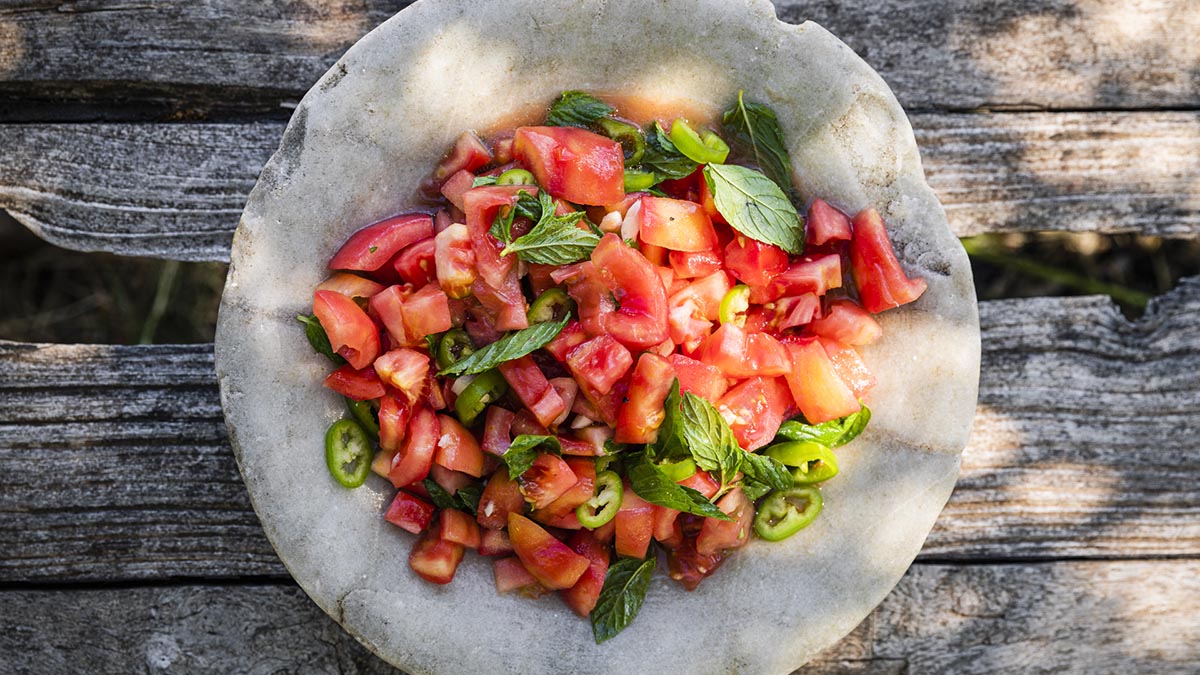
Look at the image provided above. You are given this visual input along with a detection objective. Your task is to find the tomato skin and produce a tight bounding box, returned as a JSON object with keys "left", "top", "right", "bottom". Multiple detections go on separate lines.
{"left": 565, "top": 334, "right": 634, "bottom": 396}
{"left": 652, "top": 506, "right": 682, "bottom": 546}
{"left": 669, "top": 248, "right": 723, "bottom": 279}
{"left": 493, "top": 555, "right": 542, "bottom": 594}
{"left": 477, "top": 470, "right": 525, "bottom": 530}
{"left": 437, "top": 508, "right": 482, "bottom": 549}
{"left": 463, "top": 185, "right": 529, "bottom": 288}
{"left": 384, "top": 490, "right": 435, "bottom": 534}
{"left": 368, "top": 285, "right": 412, "bottom": 348}
{"left": 615, "top": 353, "right": 677, "bottom": 444}
{"left": 775, "top": 293, "right": 822, "bottom": 331}
{"left": 388, "top": 406, "right": 440, "bottom": 488}
{"left": 724, "top": 237, "right": 789, "bottom": 287}
{"left": 313, "top": 290, "right": 381, "bottom": 370}
{"left": 482, "top": 406, "right": 516, "bottom": 456}
{"left": 392, "top": 238, "right": 438, "bottom": 288}
{"left": 562, "top": 530, "right": 611, "bottom": 617}
{"left": 440, "top": 168, "right": 475, "bottom": 211}
{"left": 316, "top": 272, "right": 385, "bottom": 300}
{"left": 401, "top": 283, "right": 453, "bottom": 340}
{"left": 638, "top": 196, "right": 718, "bottom": 252}
{"left": 434, "top": 415, "right": 486, "bottom": 477}
{"left": 750, "top": 254, "right": 842, "bottom": 304}
{"left": 575, "top": 233, "right": 670, "bottom": 350}
{"left": 430, "top": 130, "right": 492, "bottom": 189}
{"left": 669, "top": 353, "right": 730, "bottom": 403}
{"left": 696, "top": 488, "right": 754, "bottom": 556}
{"left": 433, "top": 223, "right": 477, "bottom": 300}
{"left": 328, "top": 213, "right": 435, "bottom": 272}
{"left": 508, "top": 513, "right": 591, "bottom": 590}
{"left": 323, "top": 364, "right": 386, "bottom": 401}
{"left": 518, "top": 454, "right": 578, "bottom": 510}
{"left": 614, "top": 484, "right": 655, "bottom": 559}
{"left": 849, "top": 208, "right": 928, "bottom": 312}
{"left": 821, "top": 338, "right": 877, "bottom": 399}
{"left": 543, "top": 320, "right": 588, "bottom": 362}
{"left": 531, "top": 458, "right": 595, "bottom": 525}
{"left": 717, "top": 376, "right": 791, "bottom": 451}
{"left": 783, "top": 338, "right": 861, "bottom": 423}
{"left": 409, "top": 530, "right": 465, "bottom": 585}
{"left": 373, "top": 348, "right": 430, "bottom": 402}
{"left": 377, "top": 394, "right": 411, "bottom": 453}
{"left": 806, "top": 198, "right": 853, "bottom": 246}
{"left": 809, "top": 298, "right": 882, "bottom": 345}
{"left": 513, "top": 126, "right": 624, "bottom": 206}
{"left": 472, "top": 269, "right": 529, "bottom": 332}
{"left": 479, "top": 527, "right": 514, "bottom": 556}
{"left": 498, "top": 355, "right": 567, "bottom": 429}
{"left": 698, "top": 324, "right": 790, "bottom": 378}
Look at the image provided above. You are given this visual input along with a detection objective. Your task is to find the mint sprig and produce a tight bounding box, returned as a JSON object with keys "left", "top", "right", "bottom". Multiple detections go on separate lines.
{"left": 437, "top": 316, "right": 569, "bottom": 376}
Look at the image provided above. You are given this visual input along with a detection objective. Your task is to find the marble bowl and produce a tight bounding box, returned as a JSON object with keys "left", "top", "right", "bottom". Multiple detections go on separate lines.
{"left": 215, "top": 0, "right": 980, "bottom": 672}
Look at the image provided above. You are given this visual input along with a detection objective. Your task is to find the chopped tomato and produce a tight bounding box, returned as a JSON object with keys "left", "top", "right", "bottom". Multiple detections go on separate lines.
{"left": 614, "top": 484, "right": 654, "bottom": 559}
{"left": 774, "top": 293, "right": 822, "bottom": 331}
{"left": 435, "top": 415, "right": 486, "bottom": 477}
{"left": 809, "top": 298, "right": 882, "bottom": 345}
{"left": 698, "top": 171, "right": 725, "bottom": 224}
{"left": 821, "top": 338, "right": 877, "bottom": 399}
{"left": 388, "top": 405, "right": 439, "bottom": 487}
{"left": 543, "top": 320, "right": 588, "bottom": 362}
{"left": 498, "top": 355, "right": 566, "bottom": 429}
{"left": 463, "top": 185, "right": 530, "bottom": 288}
{"left": 482, "top": 406, "right": 516, "bottom": 457}
{"left": 493, "top": 555, "right": 542, "bottom": 594}
{"left": 512, "top": 126, "right": 624, "bottom": 205}
{"left": 440, "top": 169, "right": 475, "bottom": 211}
{"left": 323, "top": 364, "right": 386, "bottom": 401}
{"left": 472, "top": 270, "right": 528, "bottom": 332}
{"left": 401, "top": 283, "right": 453, "bottom": 340}
{"left": 377, "top": 394, "right": 411, "bottom": 453}
{"left": 328, "top": 213, "right": 434, "bottom": 272}
{"left": 806, "top": 198, "right": 853, "bottom": 246}
{"left": 724, "top": 237, "right": 789, "bottom": 287}
{"left": 752, "top": 253, "right": 842, "bottom": 303}
{"left": 313, "top": 290, "right": 380, "bottom": 370}
{"left": 665, "top": 515, "right": 727, "bottom": 590}
{"left": 367, "top": 285, "right": 413, "bottom": 348}
{"left": 531, "top": 458, "right": 595, "bottom": 525}
{"left": 316, "top": 272, "right": 385, "bottom": 299}
{"left": 392, "top": 238, "right": 438, "bottom": 287}
{"left": 615, "top": 353, "right": 677, "bottom": 444}
{"left": 562, "top": 531, "right": 611, "bottom": 617}
{"left": 384, "top": 490, "right": 435, "bottom": 534}
{"left": 433, "top": 223, "right": 477, "bottom": 299}
{"left": 568, "top": 233, "right": 669, "bottom": 350}
{"left": 518, "top": 454, "right": 578, "bottom": 510}
{"left": 479, "top": 527, "right": 514, "bottom": 557}
{"left": 652, "top": 506, "right": 682, "bottom": 546}
{"left": 638, "top": 196, "right": 718, "bottom": 252}
{"left": 477, "top": 470, "right": 525, "bottom": 530}
{"left": 437, "top": 508, "right": 482, "bottom": 549}
{"left": 716, "top": 376, "right": 791, "bottom": 451}
{"left": 669, "top": 354, "right": 729, "bottom": 403}
{"left": 526, "top": 264, "right": 558, "bottom": 297}
{"left": 374, "top": 348, "right": 430, "bottom": 401}
{"left": 409, "top": 530, "right": 465, "bottom": 585}
{"left": 570, "top": 425, "right": 613, "bottom": 456}
{"left": 430, "top": 130, "right": 492, "bottom": 189}
{"left": 849, "top": 208, "right": 928, "bottom": 312}
{"left": 696, "top": 488, "right": 754, "bottom": 555}
{"left": 669, "top": 248, "right": 723, "bottom": 279}
{"left": 507, "top": 513, "right": 591, "bottom": 590}
{"left": 698, "top": 324, "right": 790, "bottom": 378}
{"left": 783, "top": 338, "right": 861, "bottom": 423}
{"left": 565, "top": 335, "right": 634, "bottom": 396}
{"left": 429, "top": 463, "right": 473, "bottom": 494}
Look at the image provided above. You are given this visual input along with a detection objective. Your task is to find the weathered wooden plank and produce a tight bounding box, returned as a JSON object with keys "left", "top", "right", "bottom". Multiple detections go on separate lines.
{"left": 3, "top": 111, "right": 1196, "bottom": 260}
{"left": 0, "top": 1, "right": 1195, "bottom": 115}
{"left": 1, "top": 560, "right": 1196, "bottom": 674}
{"left": 2, "top": 282, "right": 1198, "bottom": 582}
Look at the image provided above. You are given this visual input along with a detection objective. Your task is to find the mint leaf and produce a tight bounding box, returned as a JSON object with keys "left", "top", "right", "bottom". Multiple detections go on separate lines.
{"left": 627, "top": 451, "right": 732, "bottom": 521}
{"left": 502, "top": 434, "right": 563, "bottom": 479}
{"left": 647, "top": 380, "right": 687, "bottom": 462}
{"left": 721, "top": 91, "right": 795, "bottom": 196}
{"left": 501, "top": 210, "right": 600, "bottom": 265}
{"left": 547, "top": 91, "right": 614, "bottom": 128}
{"left": 456, "top": 483, "right": 482, "bottom": 514}
{"left": 741, "top": 478, "right": 772, "bottom": 502}
{"left": 472, "top": 175, "right": 499, "bottom": 187}
{"left": 489, "top": 189, "right": 543, "bottom": 245}
{"left": 590, "top": 557, "right": 656, "bottom": 644}
{"left": 296, "top": 314, "right": 345, "bottom": 365}
{"left": 641, "top": 122, "right": 698, "bottom": 181}
{"left": 777, "top": 406, "right": 871, "bottom": 448}
{"left": 679, "top": 393, "right": 742, "bottom": 489}
{"left": 703, "top": 163, "right": 804, "bottom": 254}
{"left": 740, "top": 451, "right": 793, "bottom": 491}
{"left": 422, "top": 478, "right": 483, "bottom": 515}
{"left": 438, "top": 316, "right": 569, "bottom": 376}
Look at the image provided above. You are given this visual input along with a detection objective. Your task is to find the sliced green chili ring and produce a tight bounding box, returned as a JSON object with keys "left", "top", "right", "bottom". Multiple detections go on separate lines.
{"left": 325, "top": 418, "right": 373, "bottom": 488}
{"left": 436, "top": 329, "right": 476, "bottom": 370}
{"left": 753, "top": 486, "right": 823, "bottom": 541}
{"left": 496, "top": 168, "right": 537, "bottom": 186}
{"left": 344, "top": 397, "right": 380, "bottom": 439}
{"left": 765, "top": 441, "right": 840, "bottom": 484}
{"left": 623, "top": 169, "right": 657, "bottom": 192}
{"left": 718, "top": 284, "right": 751, "bottom": 326}
{"left": 454, "top": 369, "right": 509, "bottom": 426}
{"left": 576, "top": 470, "right": 624, "bottom": 528}
{"left": 668, "top": 119, "right": 731, "bottom": 164}
{"left": 657, "top": 457, "right": 697, "bottom": 482}
{"left": 594, "top": 454, "right": 620, "bottom": 474}
{"left": 527, "top": 288, "right": 576, "bottom": 324}
{"left": 597, "top": 117, "right": 646, "bottom": 166}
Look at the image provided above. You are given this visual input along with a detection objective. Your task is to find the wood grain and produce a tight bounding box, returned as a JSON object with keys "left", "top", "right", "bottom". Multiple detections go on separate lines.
{"left": 3, "top": 111, "right": 1196, "bottom": 260}
{"left": 3, "top": 281, "right": 1198, "bottom": 582}
{"left": 0, "top": 1, "right": 1195, "bottom": 115}
{"left": 1, "top": 560, "right": 1195, "bottom": 674}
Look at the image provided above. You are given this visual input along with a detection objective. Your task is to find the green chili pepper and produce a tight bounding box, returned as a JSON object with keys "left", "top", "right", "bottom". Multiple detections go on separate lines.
{"left": 324, "top": 418, "right": 373, "bottom": 488}
{"left": 436, "top": 329, "right": 476, "bottom": 370}
{"left": 497, "top": 168, "right": 537, "bottom": 186}
{"left": 753, "top": 486, "right": 823, "bottom": 541}
{"left": 344, "top": 397, "right": 380, "bottom": 439}
{"left": 623, "top": 169, "right": 657, "bottom": 192}
{"left": 657, "top": 457, "right": 697, "bottom": 482}
{"left": 576, "top": 470, "right": 624, "bottom": 528}
{"left": 718, "top": 284, "right": 751, "bottom": 326}
{"left": 454, "top": 369, "right": 509, "bottom": 426}
{"left": 765, "top": 441, "right": 840, "bottom": 484}
{"left": 527, "top": 288, "right": 576, "bottom": 324}
{"left": 597, "top": 117, "right": 646, "bottom": 166}
{"left": 668, "top": 119, "right": 730, "bottom": 164}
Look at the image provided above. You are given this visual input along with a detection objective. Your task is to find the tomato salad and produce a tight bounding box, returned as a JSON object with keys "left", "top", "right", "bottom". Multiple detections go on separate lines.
{"left": 300, "top": 91, "right": 927, "bottom": 642}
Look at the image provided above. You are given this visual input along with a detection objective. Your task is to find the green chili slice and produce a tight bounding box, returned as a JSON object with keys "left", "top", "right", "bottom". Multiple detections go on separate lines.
{"left": 527, "top": 288, "right": 576, "bottom": 324}
{"left": 668, "top": 119, "right": 731, "bottom": 165}
{"left": 718, "top": 284, "right": 751, "bottom": 326}
{"left": 576, "top": 470, "right": 624, "bottom": 528}
{"left": 324, "top": 418, "right": 373, "bottom": 488}
{"left": 344, "top": 397, "right": 380, "bottom": 439}
{"left": 454, "top": 369, "right": 509, "bottom": 426}
{"left": 765, "top": 441, "right": 840, "bottom": 484}
{"left": 657, "top": 457, "right": 697, "bottom": 482}
{"left": 436, "top": 329, "right": 476, "bottom": 370}
{"left": 597, "top": 117, "right": 646, "bottom": 166}
{"left": 497, "top": 168, "right": 537, "bottom": 186}
{"left": 623, "top": 169, "right": 657, "bottom": 192}
{"left": 753, "top": 486, "right": 823, "bottom": 541}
